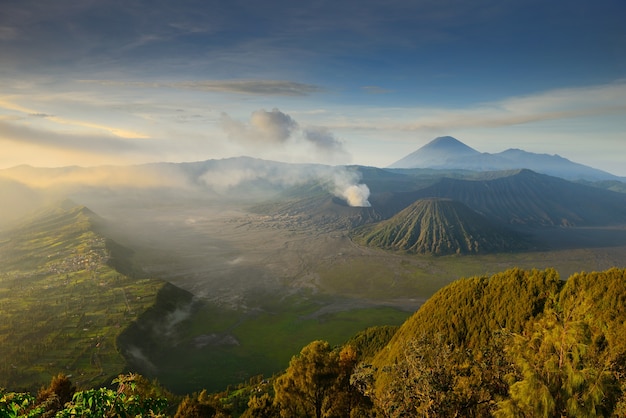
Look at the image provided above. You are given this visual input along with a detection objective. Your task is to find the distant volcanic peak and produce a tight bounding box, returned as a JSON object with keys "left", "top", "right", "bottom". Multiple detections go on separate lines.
{"left": 387, "top": 136, "right": 480, "bottom": 169}
{"left": 358, "top": 197, "right": 524, "bottom": 255}
{"left": 424, "top": 136, "right": 480, "bottom": 154}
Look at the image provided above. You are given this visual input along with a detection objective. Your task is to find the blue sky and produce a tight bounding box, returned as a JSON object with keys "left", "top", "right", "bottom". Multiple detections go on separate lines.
{"left": 1, "top": 0, "right": 625, "bottom": 174}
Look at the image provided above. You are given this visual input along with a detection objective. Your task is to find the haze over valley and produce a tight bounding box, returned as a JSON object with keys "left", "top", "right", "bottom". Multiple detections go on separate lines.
{"left": 2, "top": 136, "right": 626, "bottom": 395}
{"left": 2, "top": 1, "right": 626, "bottom": 414}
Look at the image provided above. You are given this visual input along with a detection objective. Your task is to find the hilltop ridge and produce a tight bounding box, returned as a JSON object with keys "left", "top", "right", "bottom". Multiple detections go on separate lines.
{"left": 0, "top": 201, "right": 167, "bottom": 389}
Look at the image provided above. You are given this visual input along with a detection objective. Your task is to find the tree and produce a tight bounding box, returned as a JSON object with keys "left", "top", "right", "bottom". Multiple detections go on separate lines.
{"left": 241, "top": 393, "right": 279, "bottom": 418}
{"left": 274, "top": 340, "right": 339, "bottom": 418}
{"left": 174, "top": 389, "right": 230, "bottom": 418}
{"left": 328, "top": 345, "right": 373, "bottom": 417}
{"left": 35, "top": 373, "right": 76, "bottom": 417}
{"left": 495, "top": 300, "right": 620, "bottom": 417}
{"left": 374, "top": 334, "right": 510, "bottom": 417}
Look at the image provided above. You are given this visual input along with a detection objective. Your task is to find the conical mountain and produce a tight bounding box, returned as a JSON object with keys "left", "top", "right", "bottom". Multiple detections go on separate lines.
{"left": 356, "top": 198, "right": 525, "bottom": 255}
{"left": 388, "top": 136, "right": 480, "bottom": 168}
{"left": 388, "top": 136, "right": 619, "bottom": 180}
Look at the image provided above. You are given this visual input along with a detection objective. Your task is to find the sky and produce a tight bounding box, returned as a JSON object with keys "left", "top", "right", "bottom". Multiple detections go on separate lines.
{"left": 1, "top": 0, "right": 625, "bottom": 175}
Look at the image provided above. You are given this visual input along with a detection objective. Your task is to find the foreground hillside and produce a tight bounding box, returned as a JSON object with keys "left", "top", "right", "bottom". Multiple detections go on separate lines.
{"left": 0, "top": 202, "right": 167, "bottom": 390}
{"left": 3, "top": 267, "right": 626, "bottom": 417}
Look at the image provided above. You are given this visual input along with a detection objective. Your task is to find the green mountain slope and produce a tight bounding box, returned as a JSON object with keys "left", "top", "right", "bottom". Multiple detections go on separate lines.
{"left": 355, "top": 198, "right": 527, "bottom": 254}
{"left": 411, "top": 169, "right": 626, "bottom": 226}
{"left": 0, "top": 201, "right": 166, "bottom": 390}
{"left": 368, "top": 267, "right": 626, "bottom": 414}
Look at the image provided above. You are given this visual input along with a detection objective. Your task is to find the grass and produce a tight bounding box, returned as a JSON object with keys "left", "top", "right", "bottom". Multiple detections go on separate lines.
{"left": 314, "top": 243, "right": 626, "bottom": 302}
{"left": 0, "top": 206, "right": 166, "bottom": 391}
{"left": 120, "top": 293, "right": 410, "bottom": 394}
{"left": 2, "top": 202, "right": 625, "bottom": 396}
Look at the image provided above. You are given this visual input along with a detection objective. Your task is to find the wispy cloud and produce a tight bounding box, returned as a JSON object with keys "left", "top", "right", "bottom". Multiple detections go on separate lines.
{"left": 80, "top": 79, "right": 324, "bottom": 97}
{"left": 361, "top": 86, "right": 393, "bottom": 94}
{"left": 0, "top": 97, "right": 149, "bottom": 139}
{"left": 0, "top": 120, "right": 141, "bottom": 154}
{"left": 325, "top": 81, "right": 626, "bottom": 133}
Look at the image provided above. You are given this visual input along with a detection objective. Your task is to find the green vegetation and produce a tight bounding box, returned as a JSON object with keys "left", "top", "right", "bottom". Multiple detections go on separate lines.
{"left": 1, "top": 374, "right": 171, "bottom": 417}
{"left": 3, "top": 267, "right": 626, "bottom": 417}
{"left": 365, "top": 267, "right": 626, "bottom": 417}
{"left": 0, "top": 203, "right": 166, "bottom": 390}
{"left": 119, "top": 292, "right": 409, "bottom": 394}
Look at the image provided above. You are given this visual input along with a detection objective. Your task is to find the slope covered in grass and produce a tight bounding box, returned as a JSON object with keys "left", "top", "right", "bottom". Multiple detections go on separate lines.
{"left": 0, "top": 201, "right": 166, "bottom": 390}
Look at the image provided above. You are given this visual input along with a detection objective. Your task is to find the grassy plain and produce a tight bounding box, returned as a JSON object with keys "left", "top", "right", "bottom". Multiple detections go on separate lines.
{"left": 122, "top": 293, "right": 409, "bottom": 394}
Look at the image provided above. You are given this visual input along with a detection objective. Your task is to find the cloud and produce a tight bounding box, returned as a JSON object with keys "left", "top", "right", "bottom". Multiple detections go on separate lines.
{"left": 221, "top": 108, "right": 297, "bottom": 145}
{"left": 176, "top": 80, "right": 324, "bottom": 96}
{"left": 221, "top": 108, "right": 351, "bottom": 161}
{"left": 303, "top": 127, "right": 348, "bottom": 156}
{"left": 0, "top": 120, "right": 141, "bottom": 154}
{"left": 0, "top": 97, "right": 149, "bottom": 139}
{"left": 250, "top": 108, "right": 298, "bottom": 142}
{"left": 80, "top": 79, "right": 324, "bottom": 96}
{"left": 362, "top": 86, "right": 393, "bottom": 94}
{"left": 324, "top": 81, "right": 626, "bottom": 134}
{"left": 1, "top": 162, "right": 193, "bottom": 189}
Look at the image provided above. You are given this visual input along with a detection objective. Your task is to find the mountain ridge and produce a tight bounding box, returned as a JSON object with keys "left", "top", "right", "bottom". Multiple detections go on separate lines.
{"left": 407, "top": 169, "right": 626, "bottom": 227}
{"left": 388, "top": 136, "right": 621, "bottom": 181}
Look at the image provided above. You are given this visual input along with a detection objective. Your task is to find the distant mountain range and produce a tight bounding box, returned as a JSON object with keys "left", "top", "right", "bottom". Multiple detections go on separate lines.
{"left": 388, "top": 136, "right": 621, "bottom": 181}
{"left": 2, "top": 145, "right": 626, "bottom": 255}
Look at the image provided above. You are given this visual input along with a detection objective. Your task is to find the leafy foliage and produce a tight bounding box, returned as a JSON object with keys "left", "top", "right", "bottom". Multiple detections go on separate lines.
{"left": 495, "top": 303, "right": 619, "bottom": 417}
{"left": 365, "top": 267, "right": 625, "bottom": 417}
{"left": 273, "top": 341, "right": 369, "bottom": 418}
{"left": 375, "top": 334, "right": 512, "bottom": 417}
{"left": 3, "top": 268, "right": 626, "bottom": 417}
{"left": 345, "top": 325, "right": 399, "bottom": 361}
{"left": 1, "top": 374, "right": 169, "bottom": 417}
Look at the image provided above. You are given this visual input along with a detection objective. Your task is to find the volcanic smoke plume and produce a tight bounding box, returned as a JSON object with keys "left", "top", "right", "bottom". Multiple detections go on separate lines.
{"left": 329, "top": 168, "right": 371, "bottom": 207}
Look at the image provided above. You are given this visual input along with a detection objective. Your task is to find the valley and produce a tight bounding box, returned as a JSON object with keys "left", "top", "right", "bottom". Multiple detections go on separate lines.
{"left": 2, "top": 138, "right": 626, "bottom": 395}
{"left": 95, "top": 198, "right": 626, "bottom": 392}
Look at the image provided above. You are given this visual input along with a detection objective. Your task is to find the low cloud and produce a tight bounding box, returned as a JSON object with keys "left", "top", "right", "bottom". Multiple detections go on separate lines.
{"left": 198, "top": 160, "right": 370, "bottom": 207}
